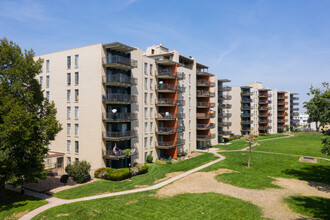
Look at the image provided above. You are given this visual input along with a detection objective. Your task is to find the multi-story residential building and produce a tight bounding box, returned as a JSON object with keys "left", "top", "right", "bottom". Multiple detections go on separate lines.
{"left": 290, "top": 93, "right": 300, "bottom": 130}
{"left": 217, "top": 79, "right": 232, "bottom": 142}
{"left": 35, "top": 42, "right": 217, "bottom": 172}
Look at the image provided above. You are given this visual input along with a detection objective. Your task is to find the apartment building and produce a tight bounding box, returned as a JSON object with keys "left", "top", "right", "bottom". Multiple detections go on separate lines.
{"left": 290, "top": 93, "right": 300, "bottom": 130}
{"left": 226, "top": 81, "right": 298, "bottom": 137}
{"left": 35, "top": 42, "right": 217, "bottom": 172}
{"left": 218, "top": 79, "right": 232, "bottom": 142}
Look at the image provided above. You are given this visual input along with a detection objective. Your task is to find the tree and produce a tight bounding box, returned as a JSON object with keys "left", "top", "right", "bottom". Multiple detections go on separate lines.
{"left": 243, "top": 132, "right": 258, "bottom": 168}
{"left": 0, "top": 38, "right": 62, "bottom": 195}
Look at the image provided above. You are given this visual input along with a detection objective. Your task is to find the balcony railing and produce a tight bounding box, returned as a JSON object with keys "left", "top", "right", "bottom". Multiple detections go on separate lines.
{"left": 292, "top": 108, "right": 299, "bottom": 111}
{"left": 219, "top": 130, "right": 231, "bottom": 135}
{"left": 259, "top": 119, "right": 272, "bottom": 123}
{"left": 241, "top": 120, "right": 253, "bottom": 124}
{"left": 196, "top": 112, "right": 216, "bottom": 118}
{"left": 103, "top": 113, "right": 137, "bottom": 121}
{"left": 102, "top": 148, "right": 137, "bottom": 159}
{"left": 155, "top": 113, "right": 185, "bottom": 120}
{"left": 277, "top": 125, "right": 287, "bottom": 129}
{"left": 156, "top": 139, "right": 185, "bottom": 149}
{"left": 259, "top": 100, "right": 270, "bottom": 104}
{"left": 259, "top": 126, "right": 272, "bottom": 130}
{"left": 259, "top": 106, "right": 272, "bottom": 110}
{"left": 278, "top": 96, "right": 288, "bottom": 100}
{"left": 219, "top": 112, "right": 232, "bottom": 117}
{"left": 278, "top": 101, "right": 288, "bottom": 105}
{"left": 219, "top": 104, "right": 232, "bottom": 109}
{"left": 277, "top": 119, "right": 288, "bottom": 123}
{"left": 103, "top": 75, "right": 137, "bottom": 86}
{"left": 103, "top": 94, "right": 137, "bottom": 103}
{"left": 156, "top": 69, "right": 185, "bottom": 79}
{"left": 156, "top": 98, "right": 185, "bottom": 106}
{"left": 219, "top": 86, "right": 232, "bottom": 92}
{"left": 259, "top": 113, "right": 271, "bottom": 117}
{"left": 278, "top": 107, "right": 288, "bottom": 111}
{"left": 197, "top": 134, "right": 215, "bottom": 139}
{"left": 197, "top": 79, "right": 215, "bottom": 87}
{"left": 241, "top": 92, "right": 252, "bottom": 96}
{"left": 218, "top": 95, "right": 232, "bottom": 100}
{"left": 291, "top": 102, "right": 299, "bottom": 106}
{"left": 197, "top": 91, "right": 216, "bottom": 97}
{"left": 241, "top": 127, "right": 251, "bottom": 131}
{"left": 259, "top": 93, "right": 272, "bottom": 97}
{"left": 292, "top": 112, "right": 299, "bottom": 116}
{"left": 157, "top": 126, "right": 185, "bottom": 134}
{"left": 156, "top": 84, "right": 185, "bottom": 92}
{"left": 218, "top": 122, "right": 232, "bottom": 126}
{"left": 102, "top": 130, "right": 137, "bottom": 140}
{"left": 197, "top": 102, "right": 216, "bottom": 108}
{"left": 241, "top": 106, "right": 253, "bottom": 110}
{"left": 241, "top": 113, "right": 253, "bottom": 117}
{"left": 103, "top": 55, "right": 137, "bottom": 68}
{"left": 241, "top": 98, "right": 252, "bottom": 103}
{"left": 292, "top": 97, "right": 299, "bottom": 100}
{"left": 197, "top": 123, "right": 215, "bottom": 129}
{"left": 278, "top": 113, "right": 288, "bottom": 117}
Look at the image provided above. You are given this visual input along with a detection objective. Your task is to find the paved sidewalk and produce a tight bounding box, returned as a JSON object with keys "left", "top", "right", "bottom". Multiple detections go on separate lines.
{"left": 19, "top": 152, "right": 225, "bottom": 220}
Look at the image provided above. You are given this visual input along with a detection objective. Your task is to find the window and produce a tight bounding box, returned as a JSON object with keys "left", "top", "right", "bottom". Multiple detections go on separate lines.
{"left": 189, "top": 132, "right": 191, "bottom": 140}
{"left": 75, "top": 124, "right": 79, "bottom": 136}
{"left": 67, "top": 90, "right": 71, "bottom": 102}
{"left": 144, "top": 93, "right": 147, "bottom": 104}
{"left": 144, "top": 137, "right": 148, "bottom": 149}
{"left": 189, "top": 86, "right": 191, "bottom": 95}
{"left": 150, "top": 107, "right": 153, "bottom": 118}
{"left": 67, "top": 56, "right": 71, "bottom": 69}
{"left": 46, "top": 60, "right": 50, "bottom": 72}
{"left": 144, "top": 108, "right": 148, "bottom": 119}
{"left": 150, "top": 64, "right": 153, "bottom": 75}
{"left": 67, "top": 123, "right": 71, "bottom": 136}
{"left": 189, "top": 74, "right": 191, "bottom": 83}
{"left": 75, "top": 89, "right": 79, "bottom": 102}
{"left": 150, "top": 93, "right": 153, "bottom": 103}
{"left": 144, "top": 63, "right": 147, "bottom": 74}
{"left": 151, "top": 49, "right": 155, "bottom": 54}
{"left": 75, "top": 141, "right": 79, "bottom": 153}
{"left": 40, "top": 76, "right": 43, "bottom": 87}
{"left": 75, "top": 106, "right": 79, "bottom": 119}
{"left": 189, "top": 97, "right": 191, "bottom": 107}
{"left": 150, "top": 137, "right": 153, "bottom": 148}
{"left": 75, "top": 158, "right": 79, "bottom": 163}
{"left": 46, "top": 76, "right": 50, "bottom": 88}
{"left": 67, "top": 73, "right": 71, "bottom": 86}
{"left": 144, "top": 122, "right": 147, "bottom": 133}
{"left": 150, "top": 79, "right": 153, "bottom": 89}
{"left": 67, "top": 140, "right": 71, "bottom": 152}
{"left": 75, "top": 72, "right": 79, "bottom": 85}
{"left": 144, "top": 78, "right": 148, "bottom": 89}
{"left": 189, "top": 109, "right": 191, "bottom": 117}
{"left": 150, "top": 122, "right": 153, "bottom": 133}
{"left": 67, "top": 157, "right": 71, "bottom": 165}
{"left": 46, "top": 91, "right": 49, "bottom": 101}
{"left": 67, "top": 107, "right": 71, "bottom": 119}
{"left": 75, "top": 55, "right": 79, "bottom": 68}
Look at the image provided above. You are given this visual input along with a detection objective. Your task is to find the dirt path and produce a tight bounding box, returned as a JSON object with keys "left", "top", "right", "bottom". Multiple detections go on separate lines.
{"left": 157, "top": 168, "right": 330, "bottom": 220}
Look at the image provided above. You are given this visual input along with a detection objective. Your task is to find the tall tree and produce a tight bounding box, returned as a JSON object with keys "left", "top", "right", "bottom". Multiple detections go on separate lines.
{"left": 0, "top": 38, "right": 62, "bottom": 195}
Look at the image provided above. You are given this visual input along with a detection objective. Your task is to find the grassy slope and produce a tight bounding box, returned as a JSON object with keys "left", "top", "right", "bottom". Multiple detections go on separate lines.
{"left": 54, "top": 152, "right": 217, "bottom": 199}
{"left": 257, "top": 133, "right": 288, "bottom": 140}
{"left": 284, "top": 196, "right": 330, "bottom": 220}
{"left": 254, "top": 132, "right": 329, "bottom": 158}
{"left": 201, "top": 151, "right": 330, "bottom": 189}
{"left": 214, "top": 139, "right": 248, "bottom": 150}
{"left": 35, "top": 191, "right": 264, "bottom": 220}
{"left": 0, "top": 190, "right": 47, "bottom": 220}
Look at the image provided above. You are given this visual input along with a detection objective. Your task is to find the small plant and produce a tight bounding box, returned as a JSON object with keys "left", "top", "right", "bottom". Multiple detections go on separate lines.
{"left": 146, "top": 154, "right": 153, "bottom": 163}
{"left": 65, "top": 161, "right": 91, "bottom": 183}
{"left": 123, "top": 149, "right": 131, "bottom": 157}
{"left": 137, "top": 165, "right": 149, "bottom": 174}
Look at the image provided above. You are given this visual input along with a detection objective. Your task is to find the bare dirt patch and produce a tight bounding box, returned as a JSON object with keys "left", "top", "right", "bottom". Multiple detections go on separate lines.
{"left": 125, "top": 199, "right": 138, "bottom": 205}
{"left": 5, "top": 210, "right": 28, "bottom": 220}
{"left": 134, "top": 185, "right": 149, "bottom": 189}
{"left": 154, "top": 172, "right": 184, "bottom": 184}
{"left": 56, "top": 213, "right": 70, "bottom": 217}
{"left": 157, "top": 169, "right": 330, "bottom": 220}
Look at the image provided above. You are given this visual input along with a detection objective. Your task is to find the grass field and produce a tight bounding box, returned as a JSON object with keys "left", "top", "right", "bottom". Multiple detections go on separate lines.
{"left": 214, "top": 139, "right": 248, "bottom": 150}
{"left": 254, "top": 132, "right": 329, "bottom": 158}
{"left": 257, "top": 133, "right": 288, "bottom": 140}
{"left": 35, "top": 191, "right": 264, "bottom": 220}
{"left": 201, "top": 151, "right": 330, "bottom": 189}
{"left": 284, "top": 196, "right": 330, "bottom": 220}
{"left": 0, "top": 189, "right": 47, "bottom": 220}
{"left": 54, "top": 152, "right": 217, "bottom": 199}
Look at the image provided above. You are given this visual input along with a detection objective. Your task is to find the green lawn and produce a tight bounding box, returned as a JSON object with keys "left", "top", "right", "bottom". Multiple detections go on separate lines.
{"left": 284, "top": 196, "right": 330, "bottom": 220}
{"left": 0, "top": 189, "right": 47, "bottom": 220}
{"left": 201, "top": 151, "right": 330, "bottom": 189}
{"left": 257, "top": 133, "right": 288, "bottom": 140}
{"left": 54, "top": 152, "right": 217, "bottom": 199}
{"left": 34, "top": 191, "right": 265, "bottom": 220}
{"left": 254, "top": 132, "right": 329, "bottom": 158}
{"left": 214, "top": 139, "right": 248, "bottom": 150}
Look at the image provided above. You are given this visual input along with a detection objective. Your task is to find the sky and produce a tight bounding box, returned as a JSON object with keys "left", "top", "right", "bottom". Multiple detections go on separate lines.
{"left": 1, "top": 0, "right": 330, "bottom": 112}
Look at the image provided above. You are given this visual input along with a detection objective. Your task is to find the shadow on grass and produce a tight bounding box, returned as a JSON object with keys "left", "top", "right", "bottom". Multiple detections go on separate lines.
{"left": 287, "top": 196, "right": 330, "bottom": 220}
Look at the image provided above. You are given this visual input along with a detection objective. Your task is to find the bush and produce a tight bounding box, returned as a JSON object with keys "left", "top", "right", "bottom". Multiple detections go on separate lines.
{"left": 137, "top": 164, "right": 149, "bottom": 174}
{"left": 166, "top": 160, "right": 172, "bottom": 164}
{"left": 103, "top": 168, "right": 131, "bottom": 181}
{"left": 94, "top": 167, "right": 106, "bottom": 178}
{"left": 224, "top": 135, "right": 241, "bottom": 142}
{"left": 146, "top": 154, "right": 153, "bottom": 163}
{"left": 65, "top": 161, "right": 91, "bottom": 184}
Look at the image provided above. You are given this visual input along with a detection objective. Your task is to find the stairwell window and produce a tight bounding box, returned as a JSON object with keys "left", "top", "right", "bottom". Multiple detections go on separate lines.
{"left": 75, "top": 124, "right": 79, "bottom": 136}
{"left": 67, "top": 56, "right": 71, "bottom": 69}
{"left": 46, "top": 60, "right": 50, "bottom": 72}
{"left": 144, "top": 137, "right": 148, "bottom": 149}
{"left": 144, "top": 63, "right": 147, "bottom": 74}
{"left": 144, "top": 122, "right": 148, "bottom": 134}
{"left": 150, "top": 107, "right": 153, "bottom": 118}
{"left": 75, "top": 89, "right": 79, "bottom": 102}
{"left": 67, "top": 140, "right": 71, "bottom": 152}
{"left": 144, "top": 78, "right": 148, "bottom": 89}
{"left": 144, "top": 108, "right": 148, "bottom": 119}
{"left": 67, "top": 157, "right": 71, "bottom": 165}
{"left": 67, "top": 90, "right": 71, "bottom": 102}
{"left": 75, "top": 55, "right": 79, "bottom": 68}
{"left": 46, "top": 76, "right": 50, "bottom": 88}
{"left": 40, "top": 76, "right": 43, "bottom": 87}
{"left": 75, "top": 106, "right": 79, "bottom": 119}
{"left": 150, "top": 64, "right": 153, "bottom": 75}
{"left": 75, "top": 141, "right": 79, "bottom": 153}
{"left": 150, "top": 79, "right": 153, "bottom": 89}
{"left": 67, "top": 123, "right": 71, "bottom": 136}
{"left": 67, "top": 107, "right": 71, "bottom": 119}
{"left": 150, "top": 137, "right": 153, "bottom": 148}
{"left": 67, "top": 73, "right": 71, "bottom": 86}
{"left": 46, "top": 91, "right": 50, "bottom": 101}
{"left": 75, "top": 72, "right": 79, "bottom": 85}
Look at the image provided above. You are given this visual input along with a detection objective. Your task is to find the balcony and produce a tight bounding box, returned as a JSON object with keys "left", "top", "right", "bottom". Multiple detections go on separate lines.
{"left": 241, "top": 127, "right": 251, "bottom": 131}
{"left": 259, "top": 126, "right": 271, "bottom": 130}
{"left": 197, "top": 134, "right": 215, "bottom": 140}
{"left": 218, "top": 122, "right": 232, "bottom": 126}
{"left": 277, "top": 125, "right": 287, "bottom": 129}
{"left": 219, "top": 112, "right": 232, "bottom": 117}
{"left": 219, "top": 104, "right": 232, "bottom": 109}
{"left": 102, "top": 130, "right": 137, "bottom": 140}
{"left": 197, "top": 71, "right": 213, "bottom": 76}
{"left": 156, "top": 84, "right": 185, "bottom": 93}
{"left": 156, "top": 98, "right": 185, "bottom": 106}
{"left": 102, "top": 113, "right": 137, "bottom": 122}
{"left": 197, "top": 79, "right": 215, "bottom": 87}
{"left": 155, "top": 113, "right": 185, "bottom": 120}
{"left": 102, "top": 148, "right": 137, "bottom": 160}
{"left": 278, "top": 101, "right": 288, "bottom": 105}
{"left": 197, "top": 123, "right": 215, "bottom": 130}
{"left": 278, "top": 113, "right": 288, "bottom": 117}
{"left": 259, "top": 106, "right": 272, "bottom": 110}
{"left": 197, "top": 102, "right": 216, "bottom": 108}
{"left": 259, "top": 100, "right": 270, "bottom": 104}
{"left": 241, "top": 120, "right": 253, "bottom": 124}
{"left": 103, "top": 94, "right": 137, "bottom": 104}
{"left": 278, "top": 96, "right": 288, "bottom": 100}
{"left": 241, "top": 98, "right": 252, "bottom": 103}
{"left": 156, "top": 126, "right": 185, "bottom": 134}
{"left": 219, "top": 86, "right": 232, "bottom": 92}
{"left": 241, "top": 106, "right": 253, "bottom": 110}
{"left": 102, "top": 55, "right": 137, "bottom": 70}
{"left": 196, "top": 112, "right": 216, "bottom": 119}
{"left": 278, "top": 119, "right": 288, "bottom": 123}
{"left": 197, "top": 91, "right": 216, "bottom": 97}
{"left": 156, "top": 69, "right": 185, "bottom": 79}
{"left": 292, "top": 112, "right": 299, "bottom": 116}
{"left": 291, "top": 102, "right": 299, "bottom": 106}
{"left": 278, "top": 107, "right": 288, "bottom": 111}
{"left": 259, "top": 93, "right": 272, "bottom": 97}
{"left": 103, "top": 75, "right": 137, "bottom": 87}
{"left": 292, "top": 97, "right": 299, "bottom": 100}
{"left": 219, "top": 130, "right": 231, "bottom": 135}
{"left": 218, "top": 95, "right": 232, "bottom": 100}
{"left": 241, "top": 113, "right": 253, "bottom": 117}
{"left": 292, "top": 108, "right": 299, "bottom": 111}
{"left": 259, "top": 119, "right": 272, "bottom": 123}
{"left": 241, "top": 92, "right": 252, "bottom": 96}
{"left": 156, "top": 139, "right": 185, "bottom": 149}
{"left": 259, "top": 113, "right": 271, "bottom": 117}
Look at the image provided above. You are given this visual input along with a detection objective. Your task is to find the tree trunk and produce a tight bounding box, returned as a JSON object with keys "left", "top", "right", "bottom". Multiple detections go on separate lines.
{"left": 247, "top": 145, "right": 252, "bottom": 168}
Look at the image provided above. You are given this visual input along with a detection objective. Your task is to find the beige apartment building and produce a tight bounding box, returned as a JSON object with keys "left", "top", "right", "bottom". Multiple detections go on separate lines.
{"left": 225, "top": 81, "right": 298, "bottom": 137}
{"left": 35, "top": 42, "right": 218, "bottom": 172}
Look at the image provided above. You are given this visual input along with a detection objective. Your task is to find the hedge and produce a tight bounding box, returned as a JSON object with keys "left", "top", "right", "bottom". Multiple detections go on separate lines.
{"left": 95, "top": 165, "right": 149, "bottom": 181}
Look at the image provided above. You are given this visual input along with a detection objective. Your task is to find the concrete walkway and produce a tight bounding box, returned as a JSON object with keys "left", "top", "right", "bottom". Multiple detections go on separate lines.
{"left": 19, "top": 151, "right": 225, "bottom": 220}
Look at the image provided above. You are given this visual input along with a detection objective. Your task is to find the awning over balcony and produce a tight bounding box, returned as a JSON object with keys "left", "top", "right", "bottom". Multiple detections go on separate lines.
{"left": 103, "top": 42, "right": 136, "bottom": 53}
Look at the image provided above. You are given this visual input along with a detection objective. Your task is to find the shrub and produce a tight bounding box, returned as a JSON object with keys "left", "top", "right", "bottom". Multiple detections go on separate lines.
{"left": 166, "top": 160, "right": 172, "bottom": 164}
{"left": 94, "top": 167, "right": 106, "bottom": 178}
{"left": 146, "top": 154, "right": 153, "bottom": 163}
{"left": 103, "top": 168, "right": 130, "bottom": 181}
{"left": 65, "top": 161, "right": 91, "bottom": 184}
{"left": 123, "top": 149, "right": 131, "bottom": 157}
{"left": 137, "top": 164, "right": 149, "bottom": 174}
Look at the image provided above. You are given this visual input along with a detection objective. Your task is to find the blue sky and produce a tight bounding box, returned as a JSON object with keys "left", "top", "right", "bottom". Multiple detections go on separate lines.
{"left": 1, "top": 0, "right": 330, "bottom": 112}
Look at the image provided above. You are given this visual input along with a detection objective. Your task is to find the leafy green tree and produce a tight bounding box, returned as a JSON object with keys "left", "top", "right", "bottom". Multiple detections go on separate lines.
{"left": 243, "top": 132, "right": 258, "bottom": 168}
{"left": 0, "top": 38, "right": 62, "bottom": 195}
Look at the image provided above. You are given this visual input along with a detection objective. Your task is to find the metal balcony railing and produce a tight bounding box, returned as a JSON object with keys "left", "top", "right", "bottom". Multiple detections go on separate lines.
{"left": 197, "top": 134, "right": 215, "bottom": 139}
{"left": 197, "top": 123, "right": 215, "bottom": 129}
{"left": 103, "top": 113, "right": 137, "bottom": 121}
{"left": 241, "top": 106, "right": 253, "bottom": 110}
{"left": 278, "top": 107, "right": 288, "bottom": 111}
{"left": 197, "top": 102, "right": 216, "bottom": 108}
{"left": 259, "top": 126, "right": 271, "bottom": 130}
{"left": 241, "top": 113, "right": 253, "bottom": 117}
{"left": 241, "top": 92, "right": 253, "bottom": 96}
{"left": 259, "top": 113, "right": 271, "bottom": 117}
{"left": 259, "top": 100, "right": 270, "bottom": 104}
{"left": 277, "top": 119, "right": 288, "bottom": 123}
{"left": 156, "top": 84, "right": 185, "bottom": 92}
{"left": 278, "top": 96, "right": 288, "bottom": 99}
{"left": 241, "top": 98, "right": 252, "bottom": 103}
{"left": 259, "top": 119, "right": 272, "bottom": 123}
{"left": 103, "top": 94, "right": 137, "bottom": 103}
{"left": 218, "top": 122, "right": 232, "bottom": 126}
{"left": 278, "top": 113, "right": 288, "bottom": 117}
{"left": 197, "top": 91, "right": 216, "bottom": 97}
{"left": 102, "top": 130, "right": 137, "bottom": 139}
{"left": 219, "top": 86, "right": 232, "bottom": 92}
{"left": 218, "top": 95, "right": 232, "bottom": 100}
{"left": 103, "top": 75, "right": 137, "bottom": 85}
{"left": 291, "top": 102, "right": 299, "bottom": 106}
{"left": 241, "top": 120, "right": 253, "bottom": 124}
{"left": 197, "top": 79, "right": 215, "bottom": 87}
{"left": 292, "top": 97, "right": 299, "bottom": 100}
{"left": 155, "top": 113, "right": 185, "bottom": 119}
{"left": 156, "top": 69, "right": 185, "bottom": 79}
{"left": 241, "top": 127, "right": 251, "bottom": 131}
{"left": 219, "top": 130, "right": 231, "bottom": 135}
{"left": 259, "top": 106, "right": 272, "bottom": 110}
{"left": 259, "top": 93, "right": 272, "bottom": 97}
{"left": 156, "top": 139, "right": 185, "bottom": 149}
{"left": 292, "top": 108, "right": 299, "bottom": 111}
{"left": 103, "top": 148, "right": 137, "bottom": 159}
{"left": 156, "top": 98, "right": 185, "bottom": 106}
{"left": 157, "top": 126, "right": 185, "bottom": 134}
{"left": 219, "top": 112, "right": 232, "bottom": 117}
{"left": 196, "top": 112, "right": 216, "bottom": 118}
{"left": 278, "top": 101, "right": 288, "bottom": 105}
{"left": 219, "top": 104, "right": 232, "bottom": 109}
{"left": 103, "top": 55, "right": 137, "bottom": 67}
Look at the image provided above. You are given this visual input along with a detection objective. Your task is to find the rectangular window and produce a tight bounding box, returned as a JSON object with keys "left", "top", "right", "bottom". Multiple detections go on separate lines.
{"left": 189, "top": 109, "right": 191, "bottom": 117}
{"left": 67, "top": 157, "right": 71, "bottom": 165}
{"left": 144, "top": 122, "right": 147, "bottom": 133}
{"left": 75, "top": 55, "right": 79, "bottom": 68}
{"left": 150, "top": 122, "right": 153, "bottom": 133}
{"left": 189, "top": 74, "right": 191, "bottom": 83}
{"left": 150, "top": 64, "right": 153, "bottom": 75}
{"left": 189, "top": 132, "right": 191, "bottom": 140}
{"left": 189, "top": 120, "right": 191, "bottom": 128}
{"left": 75, "top": 158, "right": 79, "bottom": 163}
{"left": 46, "top": 60, "right": 49, "bottom": 72}
{"left": 144, "top": 63, "right": 147, "bottom": 74}
{"left": 46, "top": 76, "right": 50, "bottom": 88}
{"left": 189, "top": 97, "right": 191, "bottom": 107}
{"left": 40, "top": 76, "right": 43, "bottom": 87}
{"left": 75, "top": 72, "right": 79, "bottom": 85}
{"left": 46, "top": 91, "right": 50, "bottom": 101}
{"left": 75, "top": 124, "right": 79, "bottom": 136}
{"left": 67, "top": 140, "right": 71, "bottom": 152}
{"left": 67, "top": 73, "right": 71, "bottom": 86}
{"left": 144, "top": 93, "right": 147, "bottom": 104}
{"left": 150, "top": 93, "right": 153, "bottom": 103}
{"left": 75, "top": 141, "right": 79, "bottom": 153}
{"left": 67, "top": 56, "right": 71, "bottom": 69}
{"left": 75, "top": 89, "right": 79, "bottom": 102}
{"left": 67, "top": 106, "right": 71, "bottom": 119}
{"left": 75, "top": 106, "right": 79, "bottom": 119}
{"left": 150, "top": 137, "right": 153, "bottom": 148}
{"left": 150, "top": 107, "right": 153, "bottom": 118}
{"left": 144, "top": 107, "right": 148, "bottom": 119}
{"left": 144, "top": 137, "right": 148, "bottom": 149}
{"left": 67, "top": 123, "right": 71, "bottom": 136}
{"left": 67, "top": 90, "right": 71, "bottom": 102}
{"left": 189, "top": 86, "right": 191, "bottom": 95}
{"left": 150, "top": 79, "right": 153, "bottom": 89}
{"left": 144, "top": 78, "right": 148, "bottom": 89}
